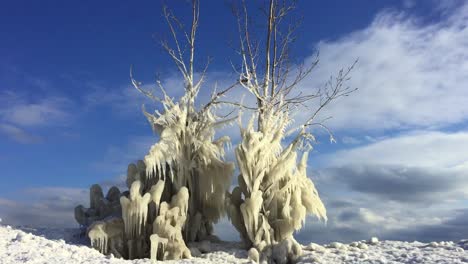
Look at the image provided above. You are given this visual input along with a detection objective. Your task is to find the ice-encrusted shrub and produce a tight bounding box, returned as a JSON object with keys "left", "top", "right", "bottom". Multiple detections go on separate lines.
{"left": 226, "top": 0, "right": 356, "bottom": 262}
{"left": 227, "top": 110, "right": 327, "bottom": 253}
{"left": 140, "top": 91, "right": 234, "bottom": 242}
{"left": 75, "top": 0, "right": 236, "bottom": 260}
{"left": 129, "top": 0, "right": 235, "bottom": 243}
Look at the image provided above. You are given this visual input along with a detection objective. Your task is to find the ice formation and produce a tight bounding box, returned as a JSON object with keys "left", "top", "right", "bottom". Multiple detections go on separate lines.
{"left": 120, "top": 1, "right": 234, "bottom": 259}
{"left": 150, "top": 234, "right": 168, "bottom": 261}
{"left": 76, "top": 158, "right": 197, "bottom": 261}
{"left": 120, "top": 181, "right": 151, "bottom": 239}
{"left": 74, "top": 88, "right": 235, "bottom": 260}
{"left": 88, "top": 222, "right": 107, "bottom": 254}
{"left": 140, "top": 91, "right": 234, "bottom": 242}
{"left": 87, "top": 218, "right": 124, "bottom": 257}
{"left": 78, "top": 158, "right": 195, "bottom": 259}
{"left": 220, "top": 0, "right": 350, "bottom": 260}
{"left": 248, "top": 247, "right": 260, "bottom": 263}
{"left": 148, "top": 180, "right": 166, "bottom": 225}
{"left": 228, "top": 111, "right": 327, "bottom": 262}
{"left": 75, "top": 184, "right": 122, "bottom": 227}
{"left": 149, "top": 187, "right": 192, "bottom": 261}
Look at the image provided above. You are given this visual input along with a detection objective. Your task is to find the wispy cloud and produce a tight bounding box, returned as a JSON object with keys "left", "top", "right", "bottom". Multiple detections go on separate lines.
{"left": 0, "top": 91, "right": 71, "bottom": 127}
{"left": 322, "top": 131, "right": 468, "bottom": 168}
{"left": 82, "top": 82, "right": 145, "bottom": 117}
{"left": 81, "top": 72, "right": 189, "bottom": 119}
{"left": 0, "top": 90, "right": 73, "bottom": 143}
{"left": 0, "top": 123, "right": 43, "bottom": 143}
{"left": 91, "top": 135, "right": 156, "bottom": 174}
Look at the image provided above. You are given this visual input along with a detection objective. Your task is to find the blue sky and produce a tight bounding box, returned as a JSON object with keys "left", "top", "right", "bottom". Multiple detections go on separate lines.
{"left": 1, "top": 0, "right": 468, "bottom": 244}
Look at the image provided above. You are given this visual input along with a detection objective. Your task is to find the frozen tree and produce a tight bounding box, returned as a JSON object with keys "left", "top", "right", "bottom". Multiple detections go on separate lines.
{"left": 130, "top": 0, "right": 236, "bottom": 246}
{"left": 225, "top": 0, "right": 357, "bottom": 262}
{"left": 76, "top": 0, "right": 237, "bottom": 260}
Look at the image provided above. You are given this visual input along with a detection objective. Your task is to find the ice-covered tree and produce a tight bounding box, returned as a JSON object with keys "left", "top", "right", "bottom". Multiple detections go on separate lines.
{"left": 225, "top": 0, "right": 357, "bottom": 262}
{"left": 76, "top": 0, "right": 237, "bottom": 260}
{"left": 130, "top": 0, "right": 237, "bottom": 248}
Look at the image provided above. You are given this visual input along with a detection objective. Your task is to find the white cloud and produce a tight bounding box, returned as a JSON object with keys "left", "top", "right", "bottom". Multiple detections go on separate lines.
{"left": 322, "top": 130, "right": 468, "bottom": 168}
{"left": 293, "top": 3, "right": 468, "bottom": 240}
{"left": 301, "top": 130, "right": 468, "bottom": 243}
{"left": 315, "top": 130, "right": 468, "bottom": 206}
{"left": 295, "top": 3, "right": 468, "bottom": 131}
{"left": 0, "top": 92, "right": 71, "bottom": 127}
{"left": 82, "top": 82, "right": 148, "bottom": 117}
{"left": 0, "top": 90, "right": 73, "bottom": 143}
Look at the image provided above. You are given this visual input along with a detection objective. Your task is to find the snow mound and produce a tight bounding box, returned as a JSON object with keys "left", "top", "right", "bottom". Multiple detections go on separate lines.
{"left": 299, "top": 240, "right": 468, "bottom": 264}
{"left": 0, "top": 225, "right": 249, "bottom": 264}
{"left": 1, "top": 225, "right": 467, "bottom": 264}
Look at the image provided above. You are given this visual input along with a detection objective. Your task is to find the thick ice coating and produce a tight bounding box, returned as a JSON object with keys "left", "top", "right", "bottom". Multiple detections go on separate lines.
{"left": 228, "top": 111, "right": 327, "bottom": 262}
{"left": 120, "top": 181, "right": 152, "bottom": 238}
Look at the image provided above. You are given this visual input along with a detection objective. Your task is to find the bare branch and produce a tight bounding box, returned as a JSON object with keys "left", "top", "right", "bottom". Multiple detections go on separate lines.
{"left": 214, "top": 100, "right": 257, "bottom": 110}
{"left": 189, "top": 0, "right": 200, "bottom": 87}
{"left": 160, "top": 40, "right": 189, "bottom": 79}
{"left": 201, "top": 81, "right": 240, "bottom": 112}
{"left": 284, "top": 59, "right": 358, "bottom": 139}
{"left": 162, "top": 6, "right": 188, "bottom": 77}
{"left": 304, "top": 59, "right": 358, "bottom": 127}
{"left": 193, "top": 56, "right": 212, "bottom": 96}
{"left": 130, "top": 65, "right": 163, "bottom": 103}
{"left": 263, "top": 0, "right": 275, "bottom": 97}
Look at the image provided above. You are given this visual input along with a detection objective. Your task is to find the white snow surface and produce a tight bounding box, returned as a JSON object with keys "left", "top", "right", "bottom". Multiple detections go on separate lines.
{"left": 1, "top": 225, "right": 467, "bottom": 264}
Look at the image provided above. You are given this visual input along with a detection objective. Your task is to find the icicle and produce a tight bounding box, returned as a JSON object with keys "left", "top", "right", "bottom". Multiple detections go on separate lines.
{"left": 88, "top": 222, "right": 108, "bottom": 254}
{"left": 150, "top": 180, "right": 165, "bottom": 214}
{"left": 150, "top": 234, "right": 168, "bottom": 262}
{"left": 120, "top": 181, "right": 152, "bottom": 238}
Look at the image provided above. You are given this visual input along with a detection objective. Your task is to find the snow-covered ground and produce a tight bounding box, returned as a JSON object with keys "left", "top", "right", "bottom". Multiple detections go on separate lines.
{"left": 1, "top": 224, "right": 467, "bottom": 264}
